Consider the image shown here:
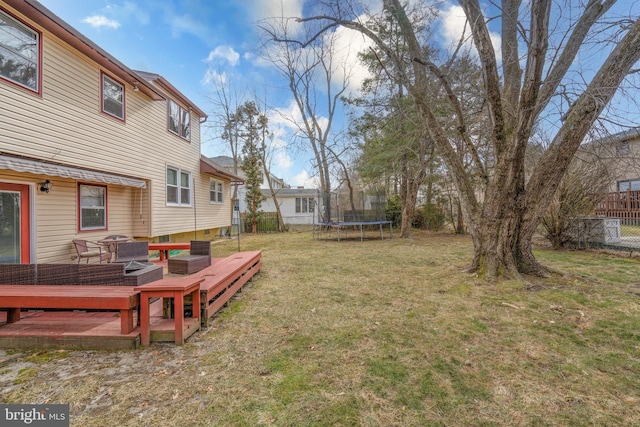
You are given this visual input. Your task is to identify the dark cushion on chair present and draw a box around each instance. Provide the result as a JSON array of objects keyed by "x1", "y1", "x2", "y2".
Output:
[{"x1": 115, "y1": 241, "x2": 149, "y2": 263}]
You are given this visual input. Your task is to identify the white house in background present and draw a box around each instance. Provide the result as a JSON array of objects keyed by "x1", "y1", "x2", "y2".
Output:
[
  {"x1": 207, "y1": 155, "x2": 286, "y2": 212},
  {"x1": 207, "y1": 155, "x2": 322, "y2": 226},
  {"x1": 261, "y1": 187, "x2": 320, "y2": 225}
]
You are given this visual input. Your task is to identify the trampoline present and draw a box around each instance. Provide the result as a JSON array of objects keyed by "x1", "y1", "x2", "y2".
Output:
[
  {"x1": 313, "y1": 220, "x2": 393, "y2": 241},
  {"x1": 312, "y1": 190, "x2": 393, "y2": 241}
]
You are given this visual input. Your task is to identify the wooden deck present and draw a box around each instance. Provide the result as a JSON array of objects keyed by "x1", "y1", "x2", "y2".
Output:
[
  {"x1": 0, "y1": 299, "x2": 187, "y2": 349},
  {"x1": 0, "y1": 252, "x2": 261, "y2": 349},
  {"x1": 596, "y1": 190, "x2": 640, "y2": 225}
]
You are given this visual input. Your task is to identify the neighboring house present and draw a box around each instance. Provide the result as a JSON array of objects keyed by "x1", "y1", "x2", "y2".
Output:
[
  {"x1": 261, "y1": 187, "x2": 320, "y2": 225},
  {"x1": 0, "y1": 0, "x2": 241, "y2": 263},
  {"x1": 591, "y1": 127, "x2": 640, "y2": 224},
  {"x1": 208, "y1": 155, "x2": 323, "y2": 226},
  {"x1": 600, "y1": 127, "x2": 640, "y2": 192},
  {"x1": 208, "y1": 155, "x2": 287, "y2": 213}
]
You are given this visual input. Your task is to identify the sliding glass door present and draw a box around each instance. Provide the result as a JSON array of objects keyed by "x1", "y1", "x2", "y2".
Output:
[{"x1": 0, "y1": 183, "x2": 30, "y2": 264}]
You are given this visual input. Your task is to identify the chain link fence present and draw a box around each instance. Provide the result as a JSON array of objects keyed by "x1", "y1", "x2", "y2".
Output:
[{"x1": 576, "y1": 190, "x2": 640, "y2": 251}]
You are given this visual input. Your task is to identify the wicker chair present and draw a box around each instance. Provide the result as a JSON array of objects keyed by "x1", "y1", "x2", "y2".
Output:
[
  {"x1": 190, "y1": 240, "x2": 212, "y2": 260},
  {"x1": 115, "y1": 241, "x2": 149, "y2": 263},
  {"x1": 167, "y1": 240, "x2": 211, "y2": 274},
  {"x1": 102, "y1": 235, "x2": 130, "y2": 262},
  {"x1": 73, "y1": 239, "x2": 110, "y2": 264}
]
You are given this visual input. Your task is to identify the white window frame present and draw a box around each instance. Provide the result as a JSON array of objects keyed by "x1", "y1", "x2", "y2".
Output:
[
  {"x1": 295, "y1": 197, "x2": 315, "y2": 214},
  {"x1": 166, "y1": 166, "x2": 192, "y2": 206},
  {"x1": 0, "y1": 9, "x2": 40, "y2": 92},
  {"x1": 101, "y1": 73, "x2": 125, "y2": 120},
  {"x1": 168, "y1": 99, "x2": 191, "y2": 140},
  {"x1": 79, "y1": 184, "x2": 107, "y2": 231},
  {"x1": 209, "y1": 179, "x2": 224, "y2": 204}
]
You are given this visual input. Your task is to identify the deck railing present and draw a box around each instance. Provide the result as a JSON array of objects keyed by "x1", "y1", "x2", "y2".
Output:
[{"x1": 596, "y1": 190, "x2": 640, "y2": 225}]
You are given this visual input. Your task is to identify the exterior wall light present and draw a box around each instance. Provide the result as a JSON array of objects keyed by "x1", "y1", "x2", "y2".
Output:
[{"x1": 40, "y1": 179, "x2": 52, "y2": 193}]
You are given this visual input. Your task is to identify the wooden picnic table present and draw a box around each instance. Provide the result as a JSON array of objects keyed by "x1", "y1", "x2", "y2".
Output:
[{"x1": 148, "y1": 242, "x2": 191, "y2": 261}]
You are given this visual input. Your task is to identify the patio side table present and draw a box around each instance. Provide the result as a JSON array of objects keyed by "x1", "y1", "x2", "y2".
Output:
[{"x1": 135, "y1": 277, "x2": 202, "y2": 345}]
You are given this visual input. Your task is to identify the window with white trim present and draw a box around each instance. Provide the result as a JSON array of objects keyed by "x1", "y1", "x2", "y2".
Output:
[
  {"x1": 166, "y1": 166, "x2": 191, "y2": 205},
  {"x1": 295, "y1": 197, "x2": 315, "y2": 214},
  {"x1": 0, "y1": 9, "x2": 40, "y2": 92},
  {"x1": 102, "y1": 73, "x2": 124, "y2": 120},
  {"x1": 168, "y1": 99, "x2": 190, "y2": 140},
  {"x1": 79, "y1": 184, "x2": 107, "y2": 230},
  {"x1": 210, "y1": 179, "x2": 224, "y2": 203}
]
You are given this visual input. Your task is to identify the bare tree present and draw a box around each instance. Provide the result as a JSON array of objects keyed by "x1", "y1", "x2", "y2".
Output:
[
  {"x1": 259, "y1": 15, "x2": 356, "y2": 221},
  {"x1": 272, "y1": 0, "x2": 640, "y2": 281},
  {"x1": 257, "y1": 112, "x2": 287, "y2": 232},
  {"x1": 204, "y1": 70, "x2": 248, "y2": 217}
]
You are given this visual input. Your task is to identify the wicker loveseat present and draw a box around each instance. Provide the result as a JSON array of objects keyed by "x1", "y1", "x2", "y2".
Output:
[{"x1": 0, "y1": 262, "x2": 161, "y2": 287}]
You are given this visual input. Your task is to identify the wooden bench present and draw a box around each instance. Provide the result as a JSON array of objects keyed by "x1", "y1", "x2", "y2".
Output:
[
  {"x1": 168, "y1": 241, "x2": 212, "y2": 274},
  {"x1": 198, "y1": 250, "x2": 262, "y2": 327},
  {"x1": 0, "y1": 285, "x2": 140, "y2": 335}
]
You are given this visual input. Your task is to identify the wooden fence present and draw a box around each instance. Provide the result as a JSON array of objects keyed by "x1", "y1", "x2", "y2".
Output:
[{"x1": 239, "y1": 212, "x2": 280, "y2": 233}]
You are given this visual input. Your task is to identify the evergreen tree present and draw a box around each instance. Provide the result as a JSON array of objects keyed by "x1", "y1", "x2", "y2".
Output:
[{"x1": 238, "y1": 102, "x2": 267, "y2": 233}]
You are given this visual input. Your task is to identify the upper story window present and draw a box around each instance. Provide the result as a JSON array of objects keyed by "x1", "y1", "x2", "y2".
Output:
[
  {"x1": 210, "y1": 179, "x2": 224, "y2": 203},
  {"x1": 167, "y1": 166, "x2": 191, "y2": 206},
  {"x1": 0, "y1": 9, "x2": 40, "y2": 92},
  {"x1": 168, "y1": 99, "x2": 190, "y2": 140},
  {"x1": 101, "y1": 73, "x2": 124, "y2": 120},
  {"x1": 79, "y1": 184, "x2": 107, "y2": 231}
]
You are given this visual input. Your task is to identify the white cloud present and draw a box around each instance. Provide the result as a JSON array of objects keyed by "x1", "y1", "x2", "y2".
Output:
[
  {"x1": 162, "y1": 10, "x2": 209, "y2": 41},
  {"x1": 329, "y1": 24, "x2": 374, "y2": 95},
  {"x1": 205, "y1": 46, "x2": 241, "y2": 66},
  {"x1": 202, "y1": 69, "x2": 227, "y2": 86},
  {"x1": 273, "y1": 150, "x2": 293, "y2": 170},
  {"x1": 289, "y1": 169, "x2": 317, "y2": 189},
  {"x1": 439, "y1": 4, "x2": 502, "y2": 62},
  {"x1": 82, "y1": 15, "x2": 120, "y2": 29}
]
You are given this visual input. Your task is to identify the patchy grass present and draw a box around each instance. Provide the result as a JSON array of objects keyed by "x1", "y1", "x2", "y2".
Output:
[
  {"x1": 1, "y1": 231, "x2": 639, "y2": 426},
  {"x1": 621, "y1": 225, "x2": 640, "y2": 237}
]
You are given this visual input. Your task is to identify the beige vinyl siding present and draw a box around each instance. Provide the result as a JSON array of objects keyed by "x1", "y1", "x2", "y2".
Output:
[
  {"x1": 0, "y1": 7, "x2": 229, "y2": 252},
  {"x1": 0, "y1": 170, "x2": 138, "y2": 263}
]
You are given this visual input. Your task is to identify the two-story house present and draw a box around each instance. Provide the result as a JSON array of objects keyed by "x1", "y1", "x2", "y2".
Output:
[{"x1": 0, "y1": 0, "x2": 240, "y2": 263}]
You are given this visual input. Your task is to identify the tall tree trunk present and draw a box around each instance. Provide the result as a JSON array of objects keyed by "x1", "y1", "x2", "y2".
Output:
[
  {"x1": 456, "y1": 199, "x2": 464, "y2": 235},
  {"x1": 400, "y1": 178, "x2": 420, "y2": 238}
]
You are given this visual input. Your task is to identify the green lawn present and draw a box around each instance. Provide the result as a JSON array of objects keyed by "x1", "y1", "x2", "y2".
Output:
[{"x1": 2, "y1": 231, "x2": 639, "y2": 426}]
